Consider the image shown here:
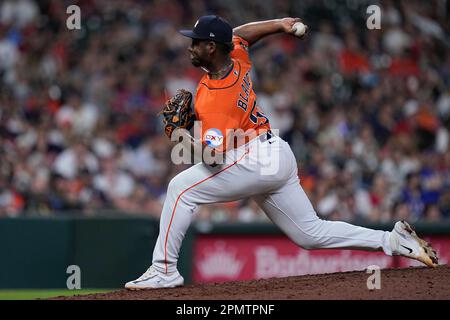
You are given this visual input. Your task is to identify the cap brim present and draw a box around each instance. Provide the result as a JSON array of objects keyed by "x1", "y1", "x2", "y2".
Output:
[{"x1": 179, "y1": 29, "x2": 207, "y2": 40}]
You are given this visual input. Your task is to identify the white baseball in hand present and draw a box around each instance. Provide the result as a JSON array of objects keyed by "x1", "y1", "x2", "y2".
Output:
[{"x1": 292, "y1": 22, "x2": 307, "y2": 37}]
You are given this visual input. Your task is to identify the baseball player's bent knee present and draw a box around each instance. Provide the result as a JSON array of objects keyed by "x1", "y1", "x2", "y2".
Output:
[
  {"x1": 166, "y1": 174, "x2": 201, "y2": 208},
  {"x1": 167, "y1": 175, "x2": 190, "y2": 196},
  {"x1": 297, "y1": 239, "x2": 318, "y2": 250},
  {"x1": 289, "y1": 219, "x2": 326, "y2": 250},
  {"x1": 283, "y1": 229, "x2": 320, "y2": 250}
]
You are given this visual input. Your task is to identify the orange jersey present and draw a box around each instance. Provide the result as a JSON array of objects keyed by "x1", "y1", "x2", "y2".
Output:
[{"x1": 194, "y1": 35, "x2": 270, "y2": 152}]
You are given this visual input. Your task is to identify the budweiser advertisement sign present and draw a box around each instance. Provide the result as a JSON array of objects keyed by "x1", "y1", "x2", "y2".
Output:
[{"x1": 192, "y1": 235, "x2": 450, "y2": 283}]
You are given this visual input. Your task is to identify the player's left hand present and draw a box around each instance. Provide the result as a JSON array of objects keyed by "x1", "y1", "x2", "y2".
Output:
[
  {"x1": 159, "y1": 89, "x2": 196, "y2": 139},
  {"x1": 279, "y1": 17, "x2": 308, "y2": 39}
]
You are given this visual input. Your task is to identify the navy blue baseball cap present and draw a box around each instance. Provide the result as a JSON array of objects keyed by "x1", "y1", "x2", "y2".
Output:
[{"x1": 179, "y1": 15, "x2": 232, "y2": 43}]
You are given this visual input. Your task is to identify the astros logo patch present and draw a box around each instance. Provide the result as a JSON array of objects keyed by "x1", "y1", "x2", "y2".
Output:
[{"x1": 204, "y1": 128, "x2": 223, "y2": 148}]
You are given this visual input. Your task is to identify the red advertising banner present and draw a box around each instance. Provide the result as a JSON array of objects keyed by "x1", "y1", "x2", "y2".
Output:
[{"x1": 192, "y1": 235, "x2": 450, "y2": 283}]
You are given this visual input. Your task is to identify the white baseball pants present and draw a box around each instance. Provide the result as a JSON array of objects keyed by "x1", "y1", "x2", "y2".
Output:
[{"x1": 152, "y1": 134, "x2": 393, "y2": 274}]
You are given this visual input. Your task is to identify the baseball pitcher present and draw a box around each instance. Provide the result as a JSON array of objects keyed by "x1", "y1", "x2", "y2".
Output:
[{"x1": 125, "y1": 15, "x2": 438, "y2": 289}]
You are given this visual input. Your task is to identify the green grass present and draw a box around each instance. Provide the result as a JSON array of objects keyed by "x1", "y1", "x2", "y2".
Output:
[{"x1": 0, "y1": 289, "x2": 114, "y2": 300}]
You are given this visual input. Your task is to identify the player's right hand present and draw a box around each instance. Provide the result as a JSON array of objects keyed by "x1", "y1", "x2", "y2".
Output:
[{"x1": 279, "y1": 17, "x2": 308, "y2": 39}]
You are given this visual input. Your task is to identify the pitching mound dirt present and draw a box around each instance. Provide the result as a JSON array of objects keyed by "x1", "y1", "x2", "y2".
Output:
[{"x1": 52, "y1": 265, "x2": 450, "y2": 300}]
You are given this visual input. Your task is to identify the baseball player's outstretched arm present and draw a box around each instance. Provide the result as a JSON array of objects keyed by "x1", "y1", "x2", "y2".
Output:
[{"x1": 233, "y1": 18, "x2": 307, "y2": 46}]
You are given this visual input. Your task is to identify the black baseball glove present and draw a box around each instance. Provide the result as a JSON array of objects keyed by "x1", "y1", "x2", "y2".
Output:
[{"x1": 159, "y1": 89, "x2": 196, "y2": 138}]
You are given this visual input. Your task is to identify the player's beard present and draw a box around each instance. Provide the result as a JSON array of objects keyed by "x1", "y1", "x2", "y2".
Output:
[
  {"x1": 191, "y1": 59, "x2": 201, "y2": 67},
  {"x1": 190, "y1": 56, "x2": 202, "y2": 67},
  {"x1": 190, "y1": 53, "x2": 208, "y2": 68}
]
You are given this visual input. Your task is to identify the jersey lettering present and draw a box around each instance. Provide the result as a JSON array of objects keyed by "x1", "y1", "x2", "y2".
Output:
[
  {"x1": 239, "y1": 92, "x2": 249, "y2": 103},
  {"x1": 237, "y1": 99, "x2": 248, "y2": 111},
  {"x1": 237, "y1": 71, "x2": 251, "y2": 111},
  {"x1": 249, "y1": 100, "x2": 269, "y2": 125}
]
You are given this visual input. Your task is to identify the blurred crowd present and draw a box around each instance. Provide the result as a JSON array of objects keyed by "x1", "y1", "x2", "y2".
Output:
[{"x1": 0, "y1": 0, "x2": 449, "y2": 224}]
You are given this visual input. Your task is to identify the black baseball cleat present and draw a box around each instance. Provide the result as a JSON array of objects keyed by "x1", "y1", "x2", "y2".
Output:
[{"x1": 390, "y1": 221, "x2": 439, "y2": 267}]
